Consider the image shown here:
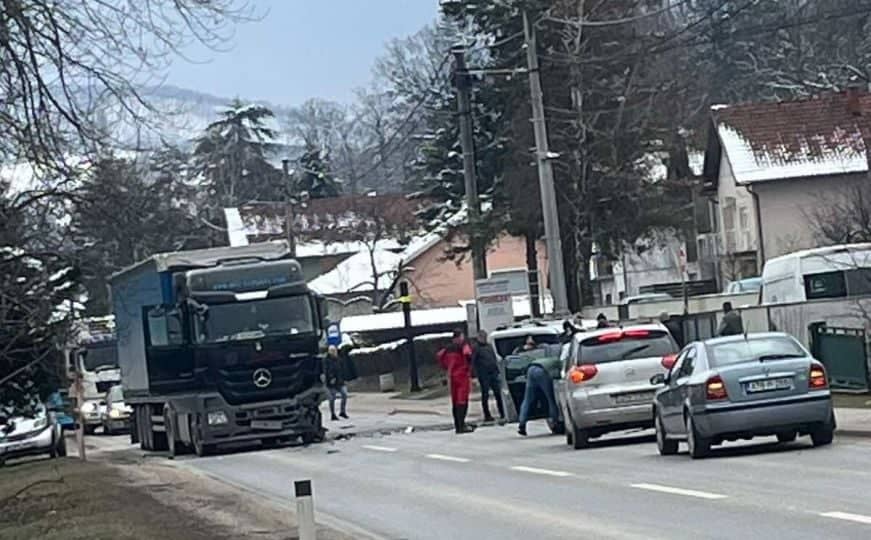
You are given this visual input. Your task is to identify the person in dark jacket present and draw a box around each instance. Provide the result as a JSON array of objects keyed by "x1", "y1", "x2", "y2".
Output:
[
  {"x1": 717, "y1": 302, "x2": 745, "y2": 336},
  {"x1": 437, "y1": 330, "x2": 475, "y2": 434},
  {"x1": 323, "y1": 345, "x2": 349, "y2": 421},
  {"x1": 517, "y1": 357, "x2": 560, "y2": 437},
  {"x1": 472, "y1": 330, "x2": 505, "y2": 423},
  {"x1": 560, "y1": 320, "x2": 577, "y2": 344},
  {"x1": 596, "y1": 313, "x2": 610, "y2": 329}
]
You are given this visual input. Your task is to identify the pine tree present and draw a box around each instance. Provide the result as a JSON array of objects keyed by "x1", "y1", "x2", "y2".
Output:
[{"x1": 295, "y1": 145, "x2": 341, "y2": 199}]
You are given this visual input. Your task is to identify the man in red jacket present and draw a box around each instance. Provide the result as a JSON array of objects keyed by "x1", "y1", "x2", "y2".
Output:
[{"x1": 437, "y1": 329, "x2": 475, "y2": 434}]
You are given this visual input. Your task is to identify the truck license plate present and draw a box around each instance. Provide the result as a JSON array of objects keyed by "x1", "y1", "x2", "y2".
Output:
[{"x1": 251, "y1": 420, "x2": 283, "y2": 431}]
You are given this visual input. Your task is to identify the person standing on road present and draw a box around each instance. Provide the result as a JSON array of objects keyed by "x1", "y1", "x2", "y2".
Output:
[
  {"x1": 324, "y1": 345, "x2": 349, "y2": 421},
  {"x1": 437, "y1": 330, "x2": 475, "y2": 434},
  {"x1": 472, "y1": 330, "x2": 506, "y2": 423},
  {"x1": 517, "y1": 357, "x2": 560, "y2": 437},
  {"x1": 717, "y1": 302, "x2": 745, "y2": 336}
]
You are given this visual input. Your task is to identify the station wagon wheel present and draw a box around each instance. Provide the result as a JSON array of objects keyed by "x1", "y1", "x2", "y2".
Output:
[
  {"x1": 686, "y1": 414, "x2": 710, "y2": 459},
  {"x1": 810, "y1": 412, "x2": 835, "y2": 447},
  {"x1": 655, "y1": 410, "x2": 678, "y2": 456}
]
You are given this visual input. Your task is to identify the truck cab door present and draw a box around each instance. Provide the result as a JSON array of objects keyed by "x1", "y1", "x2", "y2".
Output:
[{"x1": 143, "y1": 305, "x2": 199, "y2": 393}]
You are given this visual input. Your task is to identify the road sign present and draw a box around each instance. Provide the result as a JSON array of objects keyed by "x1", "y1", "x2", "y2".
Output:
[
  {"x1": 475, "y1": 278, "x2": 514, "y2": 333},
  {"x1": 326, "y1": 322, "x2": 341, "y2": 347}
]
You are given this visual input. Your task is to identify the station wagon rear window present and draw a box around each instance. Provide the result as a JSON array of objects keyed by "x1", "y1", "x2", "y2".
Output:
[
  {"x1": 578, "y1": 330, "x2": 677, "y2": 365},
  {"x1": 494, "y1": 334, "x2": 560, "y2": 358},
  {"x1": 708, "y1": 337, "x2": 806, "y2": 368}
]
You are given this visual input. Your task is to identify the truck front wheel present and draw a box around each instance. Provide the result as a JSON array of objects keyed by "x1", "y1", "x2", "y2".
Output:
[{"x1": 190, "y1": 415, "x2": 215, "y2": 457}]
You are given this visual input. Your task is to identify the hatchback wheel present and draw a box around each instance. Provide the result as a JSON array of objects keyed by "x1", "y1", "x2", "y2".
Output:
[
  {"x1": 572, "y1": 421, "x2": 590, "y2": 450},
  {"x1": 686, "y1": 414, "x2": 710, "y2": 459},
  {"x1": 655, "y1": 410, "x2": 678, "y2": 456}
]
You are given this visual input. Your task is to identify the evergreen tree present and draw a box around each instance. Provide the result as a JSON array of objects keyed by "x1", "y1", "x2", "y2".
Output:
[{"x1": 295, "y1": 145, "x2": 341, "y2": 199}]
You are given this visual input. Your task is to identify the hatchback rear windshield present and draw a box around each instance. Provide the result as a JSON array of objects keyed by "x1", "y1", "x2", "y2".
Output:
[
  {"x1": 495, "y1": 334, "x2": 560, "y2": 358},
  {"x1": 578, "y1": 330, "x2": 677, "y2": 365},
  {"x1": 708, "y1": 337, "x2": 806, "y2": 368}
]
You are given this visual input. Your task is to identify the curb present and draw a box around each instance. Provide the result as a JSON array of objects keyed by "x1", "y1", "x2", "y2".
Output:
[{"x1": 835, "y1": 429, "x2": 871, "y2": 438}]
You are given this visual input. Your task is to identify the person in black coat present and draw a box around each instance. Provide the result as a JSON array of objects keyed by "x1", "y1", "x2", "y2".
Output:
[
  {"x1": 324, "y1": 345, "x2": 349, "y2": 421},
  {"x1": 471, "y1": 330, "x2": 505, "y2": 423}
]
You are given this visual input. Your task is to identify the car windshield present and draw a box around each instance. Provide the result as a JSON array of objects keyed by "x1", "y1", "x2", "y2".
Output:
[
  {"x1": 708, "y1": 337, "x2": 807, "y2": 367},
  {"x1": 578, "y1": 330, "x2": 677, "y2": 365},
  {"x1": 195, "y1": 295, "x2": 315, "y2": 343},
  {"x1": 81, "y1": 344, "x2": 118, "y2": 371},
  {"x1": 494, "y1": 334, "x2": 560, "y2": 357}
]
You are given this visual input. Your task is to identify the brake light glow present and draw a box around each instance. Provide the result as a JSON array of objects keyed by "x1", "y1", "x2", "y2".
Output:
[
  {"x1": 661, "y1": 354, "x2": 678, "y2": 370},
  {"x1": 596, "y1": 332, "x2": 623, "y2": 343},
  {"x1": 569, "y1": 364, "x2": 598, "y2": 384},
  {"x1": 809, "y1": 363, "x2": 828, "y2": 389},
  {"x1": 623, "y1": 329, "x2": 651, "y2": 338},
  {"x1": 706, "y1": 375, "x2": 728, "y2": 401}
]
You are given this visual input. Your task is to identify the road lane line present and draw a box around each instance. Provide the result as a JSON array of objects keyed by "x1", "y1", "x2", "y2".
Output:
[
  {"x1": 631, "y1": 483, "x2": 727, "y2": 500},
  {"x1": 361, "y1": 445, "x2": 398, "y2": 453},
  {"x1": 821, "y1": 511, "x2": 871, "y2": 525},
  {"x1": 425, "y1": 453, "x2": 471, "y2": 463},
  {"x1": 510, "y1": 466, "x2": 573, "y2": 478}
]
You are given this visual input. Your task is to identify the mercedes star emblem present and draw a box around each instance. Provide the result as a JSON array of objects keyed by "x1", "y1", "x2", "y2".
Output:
[{"x1": 252, "y1": 368, "x2": 273, "y2": 388}]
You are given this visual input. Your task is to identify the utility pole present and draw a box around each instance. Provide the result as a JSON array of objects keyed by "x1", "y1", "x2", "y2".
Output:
[
  {"x1": 399, "y1": 281, "x2": 420, "y2": 392},
  {"x1": 523, "y1": 11, "x2": 569, "y2": 316},
  {"x1": 75, "y1": 365, "x2": 86, "y2": 461},
  {"x1": 282, "y1": 159, "x2": 297, "y2": 257},
  {"x1": 452, "y1": 46, "x2": 487, "y2": 281}
]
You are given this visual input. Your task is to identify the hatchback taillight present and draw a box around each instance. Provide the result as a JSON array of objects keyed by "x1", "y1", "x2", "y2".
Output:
[
  {"x1": 809, "y1": 363, "x2": 828, "y2": 389},
  {"x1": 569, "y1": 364, "x2": 598, "y2": 384},
  {"x1": 706, "y1": 375, "x2": 728, "y2": 401},
  {"x1": 661, "y1": 354, "x2": 678, "y2": 370}
]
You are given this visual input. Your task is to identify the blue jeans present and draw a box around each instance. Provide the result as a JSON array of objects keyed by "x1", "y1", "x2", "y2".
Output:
[
  {"x1": 518, "y1": 365, "x2": 559, "y2": 429},
  {"x1": 328, "y1": 386, "x2": 348, "y2": 416}
]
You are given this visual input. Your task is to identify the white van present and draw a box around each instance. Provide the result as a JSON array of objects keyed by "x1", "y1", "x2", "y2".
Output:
[{"x1": 760, "y1": 243, "x2": 871, "y2": 304}]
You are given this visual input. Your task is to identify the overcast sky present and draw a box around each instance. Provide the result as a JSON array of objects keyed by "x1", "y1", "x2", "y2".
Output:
[{"x1": 164, "y1": 0, "x2": 438, "y2": 106}]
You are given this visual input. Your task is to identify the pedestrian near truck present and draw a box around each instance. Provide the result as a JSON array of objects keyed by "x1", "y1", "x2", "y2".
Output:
[
  {"x1": 324, "y1": 345, "x2": 349, "y2": 421},
  {"x1": 472, "y1": 330, "x2": 506, "y2": 423}
]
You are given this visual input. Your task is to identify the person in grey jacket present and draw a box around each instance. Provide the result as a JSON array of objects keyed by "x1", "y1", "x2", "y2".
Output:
[
  {"x1": 471, "y1": 330, "x2": 505, "y2": 422},
  {"x1": 717, "y1": 302, "x2": 745, "y2": 336}
]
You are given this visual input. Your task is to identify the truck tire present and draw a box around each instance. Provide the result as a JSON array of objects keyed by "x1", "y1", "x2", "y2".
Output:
[
  {"x1": 190, "y1": 415, "x2": 214, "y2": 457},
  {"x1": 137, "y1": 406, "x2": 153, "y2": 451}
]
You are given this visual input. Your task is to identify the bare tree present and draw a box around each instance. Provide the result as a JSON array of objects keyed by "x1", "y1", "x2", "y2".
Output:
[{"x1": 807, "y1": 183, "x2": 871, "y2": 246}]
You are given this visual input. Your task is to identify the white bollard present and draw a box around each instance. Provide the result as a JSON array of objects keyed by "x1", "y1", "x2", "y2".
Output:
[{"x1": 295, "y1": 480, "x2": 316, "y2": 540}]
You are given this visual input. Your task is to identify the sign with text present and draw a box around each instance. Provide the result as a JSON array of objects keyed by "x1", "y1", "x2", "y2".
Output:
[{"x1": 475, "y1": 278, "x2": 514, "y2": 333}]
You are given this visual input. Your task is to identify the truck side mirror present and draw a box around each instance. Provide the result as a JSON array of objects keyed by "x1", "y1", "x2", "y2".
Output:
[{"x1": 317, "y1": 296, "x2": 328, "y2": 328}]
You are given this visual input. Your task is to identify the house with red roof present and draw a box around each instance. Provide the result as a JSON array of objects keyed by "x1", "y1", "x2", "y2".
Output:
[{"x1": 699, "y1": 89, "x2": 871, "y2": 284}]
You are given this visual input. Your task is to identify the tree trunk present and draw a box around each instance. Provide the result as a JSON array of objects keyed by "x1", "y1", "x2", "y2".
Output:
[{"x1": 525, "y1": 233, "x2": 542, "y2": 318}]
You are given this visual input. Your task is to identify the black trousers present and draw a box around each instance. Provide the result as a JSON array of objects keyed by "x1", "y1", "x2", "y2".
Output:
[{"x1": 479, "y1": 372, "x2": 505, "y2": 420}]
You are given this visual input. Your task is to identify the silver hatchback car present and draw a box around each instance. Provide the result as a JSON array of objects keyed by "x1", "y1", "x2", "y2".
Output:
[
  {"x1": 558, "y1": 324, "x2": 679, "y2": 449},
  {"x1": 651, "y1": 332, "x2": 835, "y2": 459}
]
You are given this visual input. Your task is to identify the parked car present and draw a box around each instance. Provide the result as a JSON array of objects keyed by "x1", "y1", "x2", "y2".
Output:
[
  {"x1": 0, "y1": 404, "x2": 67, "y2": 465},
  {"x1": 651, "y1": 332, "x2": 835, "y2": 459},
  {"x1": 621, "y1": 293, "x2": 674, "y2": 305},
  {"x1": 46, "y1": 391, "x2": 76, "y2": 431},
  {"x1": 557, "y1": 323, "x2": 680, "y2": 449},
  {"x1": 724, "y1": 277, "x2": 762, "y2": 295},
  {"x1": 101, "y1": 384, "x2": 132, "y2": 435}
]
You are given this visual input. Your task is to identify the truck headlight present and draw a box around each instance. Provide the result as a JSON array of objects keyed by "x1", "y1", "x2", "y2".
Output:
[
  {"x1": 109, "y1": 408, "x2": 123, "y2": 419},
  {"x1": 34, "y1": 417, "x2": 48, "y2": 429},
  {"x1": 207, "y1": 411, "x2": 229, "y2": 426}
]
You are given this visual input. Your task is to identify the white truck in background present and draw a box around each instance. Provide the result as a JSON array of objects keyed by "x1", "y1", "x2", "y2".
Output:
[{"x1": 65, "y1": 316, "x2": 121, "y2": 434}]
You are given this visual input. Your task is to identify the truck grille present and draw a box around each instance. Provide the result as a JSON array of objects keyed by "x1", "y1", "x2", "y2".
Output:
[{"x1": 216, "y1": 357, "x2": 318, "y2": 405}]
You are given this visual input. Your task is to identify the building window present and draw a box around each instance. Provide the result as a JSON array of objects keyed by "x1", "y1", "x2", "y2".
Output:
[
  {"x1": 739, "y1": 206, "x2": 749, "y2": 231},
  {"x1": 722, "y1": 197, "x2": 736, "y2": 231}
]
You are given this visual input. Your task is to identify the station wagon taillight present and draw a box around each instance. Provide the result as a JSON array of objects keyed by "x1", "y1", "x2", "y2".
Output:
[
  {"x1": 569, "y1": 364, "x2": 598, "y2": 384},
  {"x1": 661, "y1": 354, "x2": 678, "y2": 370},
  {"x1": 705, "y1": 375, "x2": 728, "y2": 401},
  {"x1": 809, "y1": 363, "x2": 828, "y2": 389}
]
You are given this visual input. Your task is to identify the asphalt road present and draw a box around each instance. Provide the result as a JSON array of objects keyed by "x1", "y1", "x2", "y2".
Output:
[{"x1": 152, "y1": 421, "x2": 871, "y2": 540}]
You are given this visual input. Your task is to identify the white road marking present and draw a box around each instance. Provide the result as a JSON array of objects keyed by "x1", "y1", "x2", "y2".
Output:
[
  {"x1": 361, "y1": 445, "x2": 398, "y2": 453},
  {"x1": 425, "y1": 453, "x2": 471, "y2": 463},
  {"x1": 820, "y1": 511, "x2": 871, "y2": 525},
  {"x1": 631, "y1": 483, "x2": 727, "y2": 500},
  {"x1": 510, "y1": 466, "x2": 573, "y2": 478}
]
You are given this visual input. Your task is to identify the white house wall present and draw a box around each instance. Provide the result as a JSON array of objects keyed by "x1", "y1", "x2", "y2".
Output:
[{"x1": 717, "y1": 154, "x2": 758, "y2": 256}]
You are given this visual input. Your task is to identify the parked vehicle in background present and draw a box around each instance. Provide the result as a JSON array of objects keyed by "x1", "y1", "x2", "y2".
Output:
[
  {"x1": 489, "y1": 323, "x2": 562, "y2": 361},
  {"x1": 621, "y1": 293, "x2": 674, "y2": 306},
  {"x1": 0, "y1": 404, "x2": 66, "y2": 465},
  {"x1": 101, "y1": 385, "x2": 133, "y2": 435},
  {"x1": 760, "y1": 243, "x2": 871, "y2": 304},
  {"x1": 558, "y1": 324, "x2": 679, "y2": 449},
  {"x1": 652, "y1": 333, "x2": 835, "y2": 459},
  {"x1": 110, "y1": 241, "x2": 328, "y2": 457},
  {"x1": 46, "y1": 391, "x2": 76, "y2": 431},
  {"x1": 65, "y1": 317, "x2": 121, "y2": 435},
  {"x1": 724, "y1": 277, "x2": 762, "y2": 295}
]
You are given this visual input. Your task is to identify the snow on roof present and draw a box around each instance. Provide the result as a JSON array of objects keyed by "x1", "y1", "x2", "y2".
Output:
[
  {"x1": 308, "y1": 248, "x2": 404, "y2": 295},
  {"x1": 713, "y1": 91, "x2": 871, "y2": 184},
  {"x1": 340, "y1": 306, "x2": 467, "y2": 334},
  {"x1": 224, "y1": 207, "x2": 250, "y2": 247},
  {"x1": 400, "y1": 206, "x2": 468, "y2": 264}
]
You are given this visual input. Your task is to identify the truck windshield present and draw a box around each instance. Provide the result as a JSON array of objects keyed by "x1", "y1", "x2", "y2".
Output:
[
  {"x1": 81, "y1": 344, "x2": 118, "y2": 371},
  {"x1": 196, "y1": 295, "x2": 315, "y2": 343}
]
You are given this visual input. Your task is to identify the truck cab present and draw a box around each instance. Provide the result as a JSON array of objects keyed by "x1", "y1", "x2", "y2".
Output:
[{"x1": 66, "y1": 319, "x2": 121, "y2": 434}]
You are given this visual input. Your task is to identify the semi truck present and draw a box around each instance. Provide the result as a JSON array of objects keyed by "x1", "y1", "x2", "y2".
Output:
[
  {"x1": 109, "y1": 241, "x2": 328, "y2": 456},
  {"x1": 65, "y1": 317, "x2": 121, "y2": 434}
]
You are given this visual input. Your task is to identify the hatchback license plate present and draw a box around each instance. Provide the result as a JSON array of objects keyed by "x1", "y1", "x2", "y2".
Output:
[
  {"x1": 251, "y1": 420, "x2": 283, "y2": 431},
  {"x1": 614, "y1": 392, "x2": 654, "y2": 404},
  {"x1": 746, "y1": 378, "x2": 792, "y2": 393}
]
